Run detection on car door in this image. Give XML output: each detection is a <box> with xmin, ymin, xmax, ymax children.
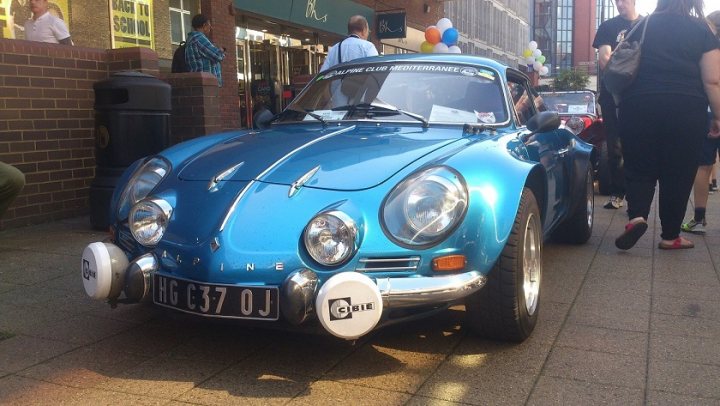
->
<box><xmin>508</xmin><ymin>75</ymin><xmax>572</xmax><ymax>227</ymax></box>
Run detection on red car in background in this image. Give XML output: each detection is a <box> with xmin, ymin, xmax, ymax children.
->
<box><xmin>539</xmin><ymin>90</ymin><xmax>610</xmax><ymax>195</ymax></box>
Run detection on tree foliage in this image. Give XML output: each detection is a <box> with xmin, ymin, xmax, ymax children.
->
<box><xmin>552</xmin><ymin>69</ymin><xmax>590</xmax><ymax>91</ymax></box>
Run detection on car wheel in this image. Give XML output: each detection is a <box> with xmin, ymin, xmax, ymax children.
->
<box><xmin>552</xmin><ymin>165</ymin><xmax>594</xmax><ymax>244</ymax></box>
<box><xmin>465</xmin><ymin>187</ymin><xmax>541</xmax><ymax>342</ymax></box>
<box><xmin>596</xmin><ymin>142</ymin><xmax>610</xmax><ymax>196</ymax></box>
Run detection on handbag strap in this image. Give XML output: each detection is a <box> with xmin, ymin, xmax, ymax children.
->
<box><xmin>337</xmin><ymin>34</ymin><xmax>360</xmax><ymax>65</ymax></box>
<box><xmin>622</xmin><ymin>14</ymin><xmax>651</xmax><ymax>45</ymax></box>
<box><xmin>337</xmin><ymin>39</ymin><xmax>344</xmax><ymax>64</ymax></box>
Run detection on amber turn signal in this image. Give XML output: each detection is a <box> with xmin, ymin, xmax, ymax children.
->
<box><xmin>432</xmin><ymin>255</ymin><xmax>466</xmax><ymax>271</ymax></box>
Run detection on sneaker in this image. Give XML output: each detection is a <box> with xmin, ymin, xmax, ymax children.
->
<box><xmin>710</xmin><ymin>184</ymin><xmax>718</xmax><ymax>194</ymax></box>
<box><xmin>603</xmin><ymin>196</ymin><xmax>624</xmax><ymax>209</ymax></box>
<box><xmin>681</xmin><ymin>218</ymin><xmax>707</xmax><ymax>234</ymax></box>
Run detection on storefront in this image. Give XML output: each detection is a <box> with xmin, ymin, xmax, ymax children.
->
<box><xmin>380</xmin><ymin>26</ymin><xmax>423</xmax><ymax>55</ymax></box>
<box><xmin>232</xmin><ymin>0</ymin><xmax>374</xmax><ymax>128</ymax></box>
<box><xmin>0</xmin><ymin>0</ymin><xmax>430</xmax><ymax>129</ymax></box>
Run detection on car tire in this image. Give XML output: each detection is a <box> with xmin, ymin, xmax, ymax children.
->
<box><xmin>465</xmin><ymin>187</ymin><xmax>541</xmax><ymax>342</ymax></box>
<box><xmin>552</xmin><ymin>165</ymin><xmax>594</xmax><ymax>244</ymax></box>
<box><xmin>596</xmin><ymin>142</ymin><xmax>610</xmax><ymax>196</ymax></box>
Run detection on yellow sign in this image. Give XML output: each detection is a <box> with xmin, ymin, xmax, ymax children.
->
<box><xmin>109</xmin><ymin>0</ymin><xmax>154</xmax><ymax>49</ymax></box>
<box><xmin>0</xmin><ymin>0</ymin><xmax>70</xmax><ymax>40</ymax></box>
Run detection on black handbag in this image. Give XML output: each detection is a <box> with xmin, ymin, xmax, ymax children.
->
<box><xmin>603</xmin><ymin>15</ymin><xmax>650</xmax><ymax>103</ymax></box>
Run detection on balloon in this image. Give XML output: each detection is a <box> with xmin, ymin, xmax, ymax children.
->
<box><xmin>536</xmin><ymin>55</ymin><xmax>546</xmax><ymax>64</ymax></box>
<box><xmin>532</xmin><ymin>48</ymin><xmax>542</xmax><ymax>57</ymax></box>
<box><xmin>433</xmin><ymin>42</ymin><xmax>449</xmax><ymax>53</ymax></box>
<box><xmin>533</xmin><ymin>61</ymin><xmax>543</xmax><ymax>71</ymax></box>
<box><xmin>540</xmin><ymin>66</ymin><xmax>549</xmax><ymax>76</ymax></box>
<box><xmin>525</xmin><ymin>56</ymin><xmax>535</xmax><ymax>65</ymax></box>
<box><xmin>441</xmin><ymin>27</ymin><xmax>459</xmax><ymax>46</ymax></box>
<box><xmin>420</xmin><ymin>41</ymin><xmax>434</xmax><ymax>53</ymax></box>
<box><xmin>425</xmin><ymin>26</ymin><xmax>441</xmax><ymax>44</ymax></box>
<box><xmin>522</xmin><ymin>48</ymin><xmax>532</xmax><ymax>58</ymax></box>
<box><xmin>528</xmin><ymin>40</ymin><xmax>538</xmax><ymax>50</ymax></box>
<box><xmin>436</xmin><ymin>18</ymin><xmax>453</xmax><ymax>35</ymax></box>
<box><xmin>448</xmin><ymin>45</ymin><xmax>462</xmax><ymax>54</ymax></box>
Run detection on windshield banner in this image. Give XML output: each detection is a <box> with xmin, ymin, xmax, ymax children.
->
<box><xmin>321</xmin><ymin>64</ymin><xmax>493</xmax><ymax>80</ymax></box>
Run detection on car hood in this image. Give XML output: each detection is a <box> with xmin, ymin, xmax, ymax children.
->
<box><xmin>177</xmin><ymin>124</ymin><xmax>462</xmax><ymax>191</ymax></box>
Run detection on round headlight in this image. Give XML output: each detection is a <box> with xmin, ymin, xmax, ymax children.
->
<box><xmin>383</xmin><ymin>166</ymin><xmax>468</xmax><ymax>247</ymax></box>
<box><xmin>304</xmin><ymin>211</ymin><xmax>357</xmax><ymax>266</ymax></box>
<box><xmin>405</xmin><ymin>175</ymin><xmax>463</xmax><ymax>237</ymax></box>
<box><xmin>565</xmin><ymin>116</ymin><xmax>586</xmax><ymax>135</ymax></box>
<box><xmin>118</xmin><ymin>157</ymin><xmax>170</xmax><ymax>220</ymax></box>
<box><xmin>129</xmin><ymin>199</ymin><xmax>172</xmax><ymax>247</ymax></box>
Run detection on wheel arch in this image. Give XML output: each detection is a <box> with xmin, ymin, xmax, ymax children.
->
<box><xmin>524</xmin><ymin>164</ymin><xmax>547</xmax><ymax>228</ymax></box>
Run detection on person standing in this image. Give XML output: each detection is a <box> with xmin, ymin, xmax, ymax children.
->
<box><xmin>185</xmin><ymin>14</ymin><xmax>225</xmax><ymax>87</ymax></box>
<box><xmin>682</xmin><ymin>10</ymin><xmax>720</xmax><ymax>234</ymax></box>
<box><xmin>10</xmin><ymin>0</ymin><xmax>32</xmax><ymax>40</ymax></box>
<box><xmin>0</xmin><ymin>162</ymin><xmax>25</xmax><ymax>219</ymax></box>
<box><xmin>614</xmin><ymin>0</ymin><xmax>720</xmax><ymax>250</ymax></box>
<box><xmin>320</xmin><ymin>15</ymin><xmax>378</xmax><ymax>71</ymax></box>
<box><xmin>593</xmin><ymin>0</ymin><xmax>639</xmax><ymax>210</ymax></box>
<box><xmin>23</xmin><ymin>0</ymin><xmax>71</xmax><ymax>45</ymax></box>
<box><xmin>252</xmin><ymin>97</ymin><xmax>274</xmax><ymax>129</ymax></box>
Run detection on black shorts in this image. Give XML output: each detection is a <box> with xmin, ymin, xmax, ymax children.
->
<box><xmin>699</xmin><ymin>135</ymin><xmax>720</xmax><ymax>166</ymax></box>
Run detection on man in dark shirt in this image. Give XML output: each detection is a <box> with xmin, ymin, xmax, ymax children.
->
<box><xmin>592</xmin><ymin>0</ymin><xmax>639</xmax><ymax>210</ymax></box>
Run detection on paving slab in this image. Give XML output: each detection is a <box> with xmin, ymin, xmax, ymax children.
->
<box><xmin>0</xmin><ymin>191</ymin><xmax>718</xmax><ymax>405</ymax></box>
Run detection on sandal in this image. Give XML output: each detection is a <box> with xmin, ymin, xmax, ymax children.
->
<box><xmin>658</xmin><ymin>237</ymin><xmax>694</xmax><ymax>250</ymax></box>
<box><xmin>615</xmin><ymin>218</ymin><xmax>648</xmax><ymax>250</ymax></box>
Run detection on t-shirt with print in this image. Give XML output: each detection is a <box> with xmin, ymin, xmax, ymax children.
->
<box><xmin>593</xmin><ymin>15</ymin><xmax>639</xmax><ymax>103</ymax></box>
<box><xmin>623</xmin><ymin>12</ymin><xmax>720</xmax><ymax>102</ymax></box>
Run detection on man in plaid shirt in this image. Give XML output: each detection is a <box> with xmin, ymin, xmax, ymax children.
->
<box><xmin>185</xmin><ymin>14</ymin><xmax>225</xmax><ymax>86</ymax></box>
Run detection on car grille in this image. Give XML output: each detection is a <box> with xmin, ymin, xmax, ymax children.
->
<box><xmin>356</xmin><ymin>256</ymin><xmax>420</xmax><ymax>272</ymax></box>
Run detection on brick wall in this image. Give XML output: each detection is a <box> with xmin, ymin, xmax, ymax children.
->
<box><xmin>0</xmin><ymin>39</ymin><xmax>160</xmax><ymax>230</ymax></box>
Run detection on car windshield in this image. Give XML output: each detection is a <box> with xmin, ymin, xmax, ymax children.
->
<box><xmin>539</xmin><ymin>91</ymin><xmax>596</xmax><ymax>115</ymax></box>
<box><xmin>277</xmin><ymin>62</ymin><xmax>508</xmax><ymax>125</ymax></box>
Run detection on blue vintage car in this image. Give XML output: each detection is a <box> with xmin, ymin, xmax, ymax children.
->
<box><xmin>81</xmin><ymin>54</ymin><xmax>594</xmax><ymax>342</ymax></box>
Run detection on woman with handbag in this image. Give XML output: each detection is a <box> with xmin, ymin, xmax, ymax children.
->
<box><xmin>614</xmin><ymin>0</ymin><xmax>720</xmax><ymax>250</ymax></box>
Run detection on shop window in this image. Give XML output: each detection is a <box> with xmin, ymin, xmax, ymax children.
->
<box><xmin>170</xmin><ymin>0</ymin><xmax>198</xmax><ymax>45</ymax></box>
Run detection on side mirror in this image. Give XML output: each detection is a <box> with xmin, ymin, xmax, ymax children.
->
<box><xmin>526</xmin><ymin>111</ymin><xmax>561</xmax><ymax>133</ymax></box>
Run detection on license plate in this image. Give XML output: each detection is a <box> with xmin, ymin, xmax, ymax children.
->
<box><xmin>152</xmin><ymin>274</ymin><xmax>279</xmax><ymax>320</ymax></box>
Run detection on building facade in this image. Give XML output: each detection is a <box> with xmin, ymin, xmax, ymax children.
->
<box><xmin>444</xmin><ymin>0</ymin><xmax>531</xmax><ymax>68</ymax></box>
<box><xmin>532</xmin><ymin>0</ymin><xmax>617</xmax><ymax>76</ymax></box>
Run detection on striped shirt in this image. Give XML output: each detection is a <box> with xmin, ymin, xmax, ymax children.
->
<box><xmin>185</xmin><ymin>31</ymin><xmax>225</xmax><ymax>86</ymax></box>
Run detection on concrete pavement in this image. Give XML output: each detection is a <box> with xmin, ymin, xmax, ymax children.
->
<box><xmin>1</xmin><ymin>194</ymin><xmax>719</xmax><ymax>405</ymax></box>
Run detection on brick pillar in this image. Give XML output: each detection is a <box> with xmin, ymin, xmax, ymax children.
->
<box><xmin>106</xmin><ymin>47</ymin><xmax>160</xmax><ymax>76</ymax></box>
<box><xmin>165</xmin><ymin>72</ymin><xmax>223</xmax><ymax>144</ymax></box>
<box><xmin>201</xmin><ymin>0</ymin><xmax>239</xmax><ymax>131</ymax></box>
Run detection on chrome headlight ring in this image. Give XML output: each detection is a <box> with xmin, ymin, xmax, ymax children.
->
<box><xmin>303</xmin><ymin>210</ymin><xmax>358</xmax><ymax>266</ymax></box>
<box><xmin>382</xmin><ymin>166</ymin><xmax>468</xmax><ymax>248</ymax></box>
<box><xmin>117</xmin><ymin>157</ymin><xmax>171</xmax><ymax>220</ymax></box>
<box><xmin>564</xmin><ymin>116</ymin><xmax>586</xmax><ymax>135</ymax></box>
<box><xmin>129</xmin><ymin>198</ymin><xmax>173</xmax><ymax>247</ymax></box>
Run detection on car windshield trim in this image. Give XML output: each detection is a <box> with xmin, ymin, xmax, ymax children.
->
<box><xmin>279</xmin><ymin>61</ymin><xmax>512</xmax><ymax>127</ymax></box>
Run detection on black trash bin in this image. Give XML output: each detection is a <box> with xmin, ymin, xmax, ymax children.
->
<box><xmin>90</xmin><ymin>71</ymin><xmax>171</xmax><ymax>230</ymax></box>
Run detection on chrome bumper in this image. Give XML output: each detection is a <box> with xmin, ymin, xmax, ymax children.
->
<box><xmin>376</xmin><ymin>271</ymin><xmax>487</xmax><ymax>308</ymax></box>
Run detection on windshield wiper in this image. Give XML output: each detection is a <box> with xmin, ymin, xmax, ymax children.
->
<box><xmin>332</xmin><ymin>101</ymin><xmax>429</xmax><ymax>128</ymax></box>
<box><xmin>284</xmin><ymin>107</ymin><xmax>327</xmax><ymax>126</ymax></box>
